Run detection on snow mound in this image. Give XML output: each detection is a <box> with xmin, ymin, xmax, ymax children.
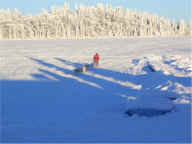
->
<box><xmin>125</xmin><ymin>93</ymin><xmax>175</xmax><ymax>117</ymax></box>
<box><xmin>174</xmin><ymin>96</ymin><xmax>191</xmax><ymax>104</ymax></box>
<box><xmin>125</xmin><ymin>108</ymin><xmax>174</xmax><ymax>117</ymax></box>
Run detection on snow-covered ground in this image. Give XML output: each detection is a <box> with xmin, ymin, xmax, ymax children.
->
<box><xmin>0</xmin><ymin>37</ymin><xmax>191</xmax><ymax>142</ymax></box>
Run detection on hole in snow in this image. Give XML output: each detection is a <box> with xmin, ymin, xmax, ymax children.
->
<box><xmin>125</xmin><ymin>107</ymin><xmax>175</xmax><ymax>117</ymax></box>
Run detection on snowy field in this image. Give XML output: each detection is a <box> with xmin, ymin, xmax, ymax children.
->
<box><xmin>0</xmin><ymin>37</ymin><xmax>191</xmax><ymax>142</ymax></box>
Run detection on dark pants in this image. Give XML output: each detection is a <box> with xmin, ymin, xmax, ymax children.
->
<box><xmin>93</xmin><ymin>59</ymin><xmax>99</xmax><ymax>67</ymax></box>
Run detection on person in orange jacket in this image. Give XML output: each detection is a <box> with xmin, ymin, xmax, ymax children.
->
<box><xmin>93</xmin><ymin>53</ymin><xmax>99</xmax><ymax>67</ymax></box>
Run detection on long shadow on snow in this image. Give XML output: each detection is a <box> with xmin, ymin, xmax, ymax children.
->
<box><xmin>55</xmin><ymin>58</ymin><xmax>191</xmax><ymax>99</ymax></box>
<box><xmin>1</xmin><ymin>59</ymin><xmax>126</xmax><ymax>142</ymax></box>
<box><xmin>31</xmin><ymin>57</ymin><xmax>141</xmax><ymax>97</ymax></box>
<box><xmin>56</xmin><ymin>57</ymin><xmax>191</xmax><ymax>87</ymax></box>
<box><xmin>164</xmin><ymin>59</ymin><xmax>192</xmax><ymax>73</ymax></box>
<box><xmin>1</xmin><ymin>57</ymin><xmax>191</xmax><ymax>142</ymax></box>
<box><xmin>54</xmin><ymin>58</ymin><xmax>191</xmax><ymax>118</ymax></box>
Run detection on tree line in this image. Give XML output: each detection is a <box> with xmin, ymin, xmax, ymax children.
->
<box><xmin>0</xmin><ymin>3</ymin><xmax>191</xmax><ymax>40</ymax></box>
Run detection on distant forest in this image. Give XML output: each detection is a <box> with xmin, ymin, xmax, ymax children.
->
<box><xmin>0</xmin><ymin>3</ymin><xmax>191</xmax><ymax>40</ymax></box>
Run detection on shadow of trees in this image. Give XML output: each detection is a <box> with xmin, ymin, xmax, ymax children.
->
<box><xmin>54</xmin><ymin>57</ymin><xmax>191</xmax><ymax>98</ymax></box>
<box><xmin>1</xmin><ymin>57</ymin><xmax>191</xmax><ymax>142</ymax></box>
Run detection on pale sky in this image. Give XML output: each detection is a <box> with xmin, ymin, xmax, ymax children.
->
<box><xmin>1</xmin><ymin>0</ymin><xmax>191</xmax><ymax>23</ymax></box>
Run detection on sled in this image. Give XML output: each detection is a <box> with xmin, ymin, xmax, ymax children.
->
<box><xmin>74</xmin><ymin>63</ymin><xmax>93</xmax><ymax>74</ymax></box>
<box><xmin>74</xmin><ymin>65</ymin><xmax>86</xmax><ymax>73</ymax></box>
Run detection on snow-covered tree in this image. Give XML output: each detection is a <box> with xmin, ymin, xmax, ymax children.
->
<box><xmin>0</xmin><ymin>3</ymin><xmax>191</xmax><ymax>40</ymax></box>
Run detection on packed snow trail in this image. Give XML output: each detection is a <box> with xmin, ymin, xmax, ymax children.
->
<box><xmin>0</xmin><ymin>37</ymin><xmax>191</xmax><ymax>142</ymax></box>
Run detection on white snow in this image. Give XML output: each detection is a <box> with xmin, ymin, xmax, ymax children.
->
<box><xmin>0</xmin><ymin>37</ymin><xmax>191</xmax><ymax>142</ymax></box>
